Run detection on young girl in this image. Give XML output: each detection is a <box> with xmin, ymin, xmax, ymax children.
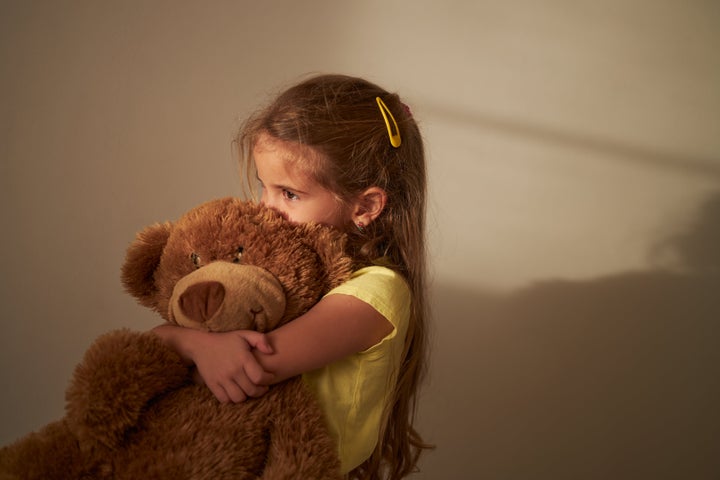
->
<box><xmin>154</xmin><ymin>74</ymin><xmax>431</xmax><ymax>479</ymax></box>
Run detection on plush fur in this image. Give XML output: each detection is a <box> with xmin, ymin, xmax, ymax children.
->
<box><xmin>0</xmin><ymin>198</ymin><xmax>353</xmax><ymax>480</ymax></box>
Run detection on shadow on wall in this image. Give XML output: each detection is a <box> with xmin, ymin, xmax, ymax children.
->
<box><xmin>417</xmin><ymin>193</ymin><xmax>720</xmax><ymax>480</ymax></box>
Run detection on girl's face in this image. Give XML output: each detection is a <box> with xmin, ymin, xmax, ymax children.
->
<box><xmin>253</xmin><ymin>133</ymin><xmax>351</xmax><ymax>228</ymax></box>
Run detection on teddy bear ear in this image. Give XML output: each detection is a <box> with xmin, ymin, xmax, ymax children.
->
<box><xmin>121</xmin><ymin>221</ymin><xmax>173</xmax><ymax>310</ymax></box>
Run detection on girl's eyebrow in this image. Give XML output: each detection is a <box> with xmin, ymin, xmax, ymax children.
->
<box><xmin>275</xmin><ymin>182</ymin><xmax>309</xmax><ymax>195</ymax></box>
<box><xmin>257</xmin><ymin>173</ymin><xmax>310</xmax><ymax>196</ymax></box>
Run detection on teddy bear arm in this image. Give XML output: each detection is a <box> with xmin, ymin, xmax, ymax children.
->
<box><xmin>65</xmin><ymin>328</ymin><xmax>190</xmax><ymax>450</ymax></box>
<box><xmin>0</xmin><ymin>420</ymin><xmax>90</xmax><ymax>480</ymax></box>
<box><xmin>260</xmin><ymin>379</ymin><xmax>342</xmax><ymax>480</ymax></box>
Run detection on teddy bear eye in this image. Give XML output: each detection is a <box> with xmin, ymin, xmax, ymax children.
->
<box><xmin>190</xmin><ymin>252</ymin><xmax>201</xmax><ymax>268</ymax></box>
<box><xmin>232</xmin><ymin>246</ymin><xmax>244</xmax><ymax>264</ymax></box>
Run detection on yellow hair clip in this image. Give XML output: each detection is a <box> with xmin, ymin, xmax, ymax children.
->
<box><xmin>376</xmin><ymin>97</ymin><xmax>402</xmax><ymax>148</ymax></box>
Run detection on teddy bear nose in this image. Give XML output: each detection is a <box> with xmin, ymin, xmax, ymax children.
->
<box><xmin>178</xmin><ymin>281</ymin><xmax>226</xmax><ymax>324</ymax></box>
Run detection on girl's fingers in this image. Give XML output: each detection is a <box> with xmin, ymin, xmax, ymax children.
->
<box><xmin>223</xmin><ymin>381</ymin><xmax>248</xmax><ymax>404</ymax></box>
<box><xmin>208</xmin><ymin>382</ymin><xmax>231</xmax><ymax>404</ymax></box>
<box><xmin>243</xmin><ymin>361</ymin><xmax>275</xmax><ymax>386</ymax></box>
<box><xmin>236</xmin><ymin>330</ymin><xmax>274</xmax><ymax>354</ymax></box>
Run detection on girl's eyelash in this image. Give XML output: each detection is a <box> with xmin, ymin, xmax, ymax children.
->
<box><xmin>282</xmin><ymin>189</ymin><xmax>299</xmax><ymax>200</ymax></box>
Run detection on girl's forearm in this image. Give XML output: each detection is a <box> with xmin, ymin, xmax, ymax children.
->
<box><xmin>253</xmin><ymin>294</ymin><xmax>392</xmax><ymax>384</ymax></box>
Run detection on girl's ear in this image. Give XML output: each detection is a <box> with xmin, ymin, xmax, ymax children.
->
<box><xmin>351</xmin><ymin>187</ymin><xmax>387</xmax><ymax>228</ymax></box>
<box><xmin>121</xmin><ymin>221</ymin><xmax>173</xmax><ymax>310</ymax></box>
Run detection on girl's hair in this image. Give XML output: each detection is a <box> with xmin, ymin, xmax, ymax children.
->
<box><xmin>235</xmin><ymin>74</ymin><xmax>432</xmax><ymax>479</ymax></box>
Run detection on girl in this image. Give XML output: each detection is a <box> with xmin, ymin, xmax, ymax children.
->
<box><xmin>154</xmin><ymin>74</ymin><xmax>431</xmax><ymax>479</ymax></box>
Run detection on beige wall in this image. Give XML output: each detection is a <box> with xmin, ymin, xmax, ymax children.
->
<box><xmin>1</xmin><ymin>1</ymin><xmax>718</xmax><ymax>477</ymax></box>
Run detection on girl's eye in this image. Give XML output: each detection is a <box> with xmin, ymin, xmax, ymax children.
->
<box><xmin>282</xmin><ymin>189</ymin><xmax>299</xmax><ymax>201</ymax></box>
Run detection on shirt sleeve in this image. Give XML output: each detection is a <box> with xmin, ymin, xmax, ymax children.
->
<box><xmin>324</xmin><ymin>265</ymin><xmax>411</xmax><ymax>351</ymax></box>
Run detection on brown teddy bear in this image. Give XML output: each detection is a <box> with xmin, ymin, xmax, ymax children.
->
<box><xmin>0</xmin><ymin>197</ymin><xmax>353</xmax><ymax>480</ymax></box>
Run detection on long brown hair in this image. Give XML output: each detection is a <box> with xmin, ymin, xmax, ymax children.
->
<box><xmin>235</xmin><ymin>74</ymin><xmax>432</xmax><ymax>479</ymax></box>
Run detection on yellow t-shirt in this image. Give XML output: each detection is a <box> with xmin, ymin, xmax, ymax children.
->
<box><xmin>302</xmin><ymin>265</ymin><xmax>411</xmax><ymax>473</ymax></box>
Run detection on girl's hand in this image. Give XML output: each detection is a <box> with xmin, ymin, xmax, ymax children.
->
<box><xmin>152</xmin><ymin>325</ymin><xmax>275</xmax><ymax>404</ymax></box>
<box><xmin>191</xmin><ymin>330</ymin><xmax>275</xmax><ymax>403</ymax></box>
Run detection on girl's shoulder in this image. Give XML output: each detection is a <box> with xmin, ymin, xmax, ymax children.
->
<box><xmin>326</xmin><ymin>262</ymin><xmax>411</xmax><ymax>327</ymax></box>
<box><xmin>339</xmin><ymin>262</ymin><xmax>409</xmax><ymax>292</ymax></box>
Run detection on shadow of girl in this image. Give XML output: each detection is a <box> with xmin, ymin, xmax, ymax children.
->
<box><xmin>418</xmin><ymin>193</ymin><xmax>720</xmax><ymax>480</ymax></box>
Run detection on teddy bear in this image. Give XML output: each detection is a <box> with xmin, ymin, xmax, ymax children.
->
<box><xmin>0</xmin><ymin>197</ymin><xmax>354</xmax><ymax>480</ymax></box>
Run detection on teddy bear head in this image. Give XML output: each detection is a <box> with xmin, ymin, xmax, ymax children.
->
<box><xmin>121</xmin><ymin>198</ymin><xmax>354</xmax><ymax>333</ymax></box>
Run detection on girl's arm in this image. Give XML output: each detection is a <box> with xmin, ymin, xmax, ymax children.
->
<box><xmin>151</xmin><ymin>325</ymin><xmax>275</xmax><ymax>403</ymax></box>
<box><xmin>153</xmin><ymin>294</ymin><xmax>392</xmax><ymax>403</ymax></box>
<box><xmin>257</xmin><ymin>293</ymin><xmax>393</xmax><ymax>383</ymax></box>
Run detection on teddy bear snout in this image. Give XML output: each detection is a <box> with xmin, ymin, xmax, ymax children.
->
<box><xmin>178</xmin><ymin>281</ymin><xmax>226</xmax><ymax>324</ymax></box>
<box><xmin>169</xmin><ymin>261</ymin><xmax>287</xmax><ymax>332</ymax></box>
